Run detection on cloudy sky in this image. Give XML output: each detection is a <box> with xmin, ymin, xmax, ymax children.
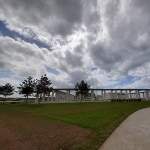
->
<box><xmin>0</xmin><ymin>0</ymin><xmax>150</xmax><ymax>96</ymax></box>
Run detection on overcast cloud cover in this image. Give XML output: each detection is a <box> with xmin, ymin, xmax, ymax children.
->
<box><xmin>0</xmin><ymin>0</ymin><xmax>150</xmax><ymax>96</ymax></box>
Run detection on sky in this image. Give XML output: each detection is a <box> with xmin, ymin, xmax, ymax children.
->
<box><xmin>0</xmin><ymin>0</ymin><xmax>150</xmax><ymax>97</ymax></box>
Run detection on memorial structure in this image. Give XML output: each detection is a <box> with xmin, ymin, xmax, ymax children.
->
<box><xmin>35</xmin><ymin>88</ymin><xmax>150</xmax><ymax>103</ymax></box>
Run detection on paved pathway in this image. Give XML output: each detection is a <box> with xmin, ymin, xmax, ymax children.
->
<box><xmin>99</xmin><ymin>108</ymin><xmax>150</xmax><ymax>150</ymax></box>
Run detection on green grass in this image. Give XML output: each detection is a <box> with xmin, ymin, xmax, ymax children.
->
<box><xmin>1</xmin><ymin>101</ymin><xmax>150</xmax><ymax>149</ymax></box>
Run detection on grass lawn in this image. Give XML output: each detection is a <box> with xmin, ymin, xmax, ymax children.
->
<box><xmin>0</xmin><ymin>101</ymin><xmax>150</xmax><ymax>150</ymax></box>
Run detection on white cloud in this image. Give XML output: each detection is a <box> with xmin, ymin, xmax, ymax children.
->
<box><xmin>0</xmin><ymin>0</ymin><xmax>150</xmax><ymax>95</ymax></box>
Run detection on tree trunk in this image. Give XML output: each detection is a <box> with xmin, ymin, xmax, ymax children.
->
<box><xmin>35</xmin><ymin>94</ymin><xmax>38</xmax><ymax>103</ymax></box>
<box><xmin>3</xmin><ymin>95</ymin><xmax>6</xmax><ymax>104</ymax></box>
<box><xmin>80</xmin><ymin>94</ymin><xmax>83</xmax><ymax>104</ymax></box>
<box><xmin>42</xmin><ymin>93</ymin><xmax>45</xmax><ymax>102</ymax></box>
<box><xmin>38</xmin><ymin>98</ymin><xmax>40</xmax><ymax>106</ymax></box>
<box><xmin>48</xmin><ymin>92</ymin><xmax>50</xmax><ymax>101</ymax></box>
<box><xmin>26</xmin><ymin>95</ymin><xmax>28</xmax><ymax>105</ymax></box>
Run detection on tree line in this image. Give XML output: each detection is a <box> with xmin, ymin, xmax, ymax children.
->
<box><xmin>0</xmin><ymin>83</ymin><xmax>14</xmax><ymax>99</ymax></box>
<box><xmin>0</xmin><ymin>74</ymin><xmax>90</xmax><ymax>104</ymax></box>
<box><xmin>17</xmin><ymin>74</ymin><xmax>52</xmax><ymax>105</ymax></box>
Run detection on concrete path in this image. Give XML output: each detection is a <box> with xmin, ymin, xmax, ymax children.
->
<box><xmin>99</xmin><ymin>108</ymin><xmax>150</xmax><ymax>150</ymax></box>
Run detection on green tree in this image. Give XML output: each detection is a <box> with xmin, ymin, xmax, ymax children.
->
<box><xmin>0</xmin><ymin>85</ymin><xmax>4</xmax><ymax>103</ymax></box>
<box><xmin>35</xmin><ymin>74</ymin><xmax>52</xmax><ymax>105</ymax></box>
<box><xmin>75</xmin><ymin>80</ymin><xmax>90</xmax><ymax>103</ymax></box>
<box><xmin>0</xmin><ymin>85</ymin><xmax>3</xmax><ymax>95</ymax></box>
<box><xmin>18</xmin><ymin>76</ymin><xmax>35</xmax><ymax>105</ymax></box>
<box><xmin>0</xmin><ymin>83</ymin><xmax>14</xmax><ymax>98</ymax></box>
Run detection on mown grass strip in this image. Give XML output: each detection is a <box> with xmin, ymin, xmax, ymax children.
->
<box><xmin>1</xmin><ymin>101</ymin><xmax>150</xmax><ymax>149</ymax></box>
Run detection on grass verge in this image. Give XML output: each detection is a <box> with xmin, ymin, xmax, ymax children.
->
<box><xmin>0</xmin><ymin>101</ymin><xmax>150</xmax><ymax>149</ymax></box>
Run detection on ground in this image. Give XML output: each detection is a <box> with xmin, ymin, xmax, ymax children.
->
<box><xmin>1</xmin><ymin>102</ymin><xmax>150</xmax><ymax>150</ymax></box>
<box><xmin>0</xmin><ymin>112</ymin><xmax>95</xmax><ymax>150</ymax></box>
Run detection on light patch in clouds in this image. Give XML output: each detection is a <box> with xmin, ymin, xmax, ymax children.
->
<box><xmin>115</xmin><ymin>76</ymin><xmax>141</xmax><ymax>87</ymax></box>
<box><xmin>0</xmin><ymin>70</ymin><xmax>15</xmax><ymax>78</ymax></box>
<box><xmin>0</xmin><ymin>20</ymin><xmax>52</xmax><ymax>50</ymax></box>
<box><xmin>46</xmin><ymin>67</ymin><xmax>60</xmax><ymax>75</ymax></box>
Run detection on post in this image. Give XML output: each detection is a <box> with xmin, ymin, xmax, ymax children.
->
<box><xmin>51</xmin><ymin>90</ymin><xmax>54</xmax><ymax>101</ymax></box>
<box><xmin>91</xmin><ymin>90</ymin><xmax>94</xmax><ymax>101</ymax></box>
<box><xmin>101</xmin><ymin>90</ymin><xmax>103</xmax><ymax>101</ymax></box>
<box><xmin>145</xmin><ymin>90</ymin><xmax>149</xmax><ymax>100</ymax></box>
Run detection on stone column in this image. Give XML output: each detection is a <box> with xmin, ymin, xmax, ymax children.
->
<box><xmin>66</xmin><ymin>90</ymin><xmax>69</xmax><ymax>101</ymax></box>
<box><xmin>145</xmin><ymin>90</ymin><xmax>149</xmax><ymax>100</ymax></box>
<box><xmin>132</xmin><ymin>91</ymin><xmax>135</xmax><ymax>99</ymax></box>
<box><xmin>139</xmin><ymin>90</ymin><xmax>141</xmax><ymax>100</ymax></box>
<box><xmin>120</xmin><ymin>90</ymin><xmax>122</xmax><ymax>100</ymax></box>
<box><xmin>136</xmin><ymin>90</ymin><xmax>139</xmax><ymax>99</ymax></box>
<box><xmin>148</xmin><ymin>90</ymin><xmax>150</xmax><ymax>100</ymax></box>
<box><xmin>54</xmin><ymin>91</ymin><xmax>57</xmax><ymax>102</ymax></box>
<box><xmin>125</xmin><ymin>90</ymin><xmax>129</xmax><ymax>100</ymax></box>
<box><xmin>115</xmin><ymin>90</ymin><xmax>118</xmax><ymax>101</ymax></box>
<box><xmin>51</xmin><ymin>90</ymin><xmax>54</xmax><ymax>101</ymax></box>
<box><xmin>91</xmin><ymin>90</ymin><xmax>94</xmax><ymax>101</ymax></box>
<box><xmin>48</xmin><ymin>92</ymin><xmax>50</xmax><ymax>102</ymax></box>
<box><xmin>58</xmin><ymin>92</ymin><xmax>61</xmax><ymax>101</ymax></box>
<box><xmin>110</xmin><ymin>90</ymin><xmax>113</xmax><ymax>100</ymax></box>
<box><xmin>68</xmin><ymin>90</ymin><xmax>71</xmax><ymax>101</ymax></box>
<box><xmin>101</xmin><ymin>90</ymin><xmax>103</xmax><ymax>101</ymax></box>
<box><xmin>104</xmin><ymin>90</ymin><xmax>106</xmax><ymax>100</ymax></box>
<box><xmin>143</xmin><ymin>91</ymin><xmax>146</xmax><ymax>100</ymax></box>
<box><xmin>70</xmin><ymin>92</ymin><xmax>74</xmax><ymax>101</ymax></box>
<box><xmin>142</xmin><ymin>92</ymin><xmax>145</xmax><ymax>100</ymax></box>
<box><xmin>58</xmin><ymin>92</ymin><xmax>61</xmax><ymax>102</ymax></box>
<box><xmin>129</xmin><ymin>90</ymin><xmax>132</xmax><ymax>100</ymax></box>
<box><xmin>55</xmin><ymin>91</ymin><xmax>58</xmax><ymax>102</ymax></box>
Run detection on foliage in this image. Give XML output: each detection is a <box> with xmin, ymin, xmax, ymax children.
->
<box><xmin>17</xmin><ymin>74</ymin><xmax>52</xmax><ymax>105</ymax></box>
<box><xmin>17</xmin><ymin>76</ymin><xmax>35</xmax><ymax>105</ymax></box>
<box><xmin>0</xmin><ymin>85</ymin><xmax>3</xmax><ymax>96</ymax></box>
<box><xmin>40</xmin><ymin>74</ymin><xmax>53</xmax><ymax>94</ymax></box>
<box><xmin>35</xmin><ymin>74</ymin><xmax>53</xmax><ymax>105</ymax></box>
<box><xmin>0</xmin><ymin>83</ymin><xmax>14</xmax><ymax>98</ymax></box>
<box><xmin>75</xmin><ymin>80</ymin><xmax>90</xmax><ymax>103</ymax></box>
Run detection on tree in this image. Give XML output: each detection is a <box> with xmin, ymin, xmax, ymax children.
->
<box><xmin>0</xmin><ymin>83</ymin><xmax>14</xmax><ymax>98</ymax></box>
<box><xmin>40</xmin><ymin>74</ymin><xmax>53</xmax><ymax>97</ymax></box>
<box><xmin>0</xmin><ymin>85</ymin><xmax>3</xmax><ymax>95</ymax></box>
<box><xmin>35</xmin><ymin>74</ymin><xmax>53</xmax><ymax>105</ymax></box>
<box><xmin>74</xmin><ymin>80</ymin><xmax>90</xmax><ymax>103</ymax></box>
<box><xmin>18</xmin><ymin>76</ymin><xmax>35</xmax><ymax>105</ymax></box>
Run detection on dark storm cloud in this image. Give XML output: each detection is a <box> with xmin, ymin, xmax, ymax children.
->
<box><xmin>0</xmin><ymin>0</ymin><xmax>83</xmax><ymax>37</ymax></box>
<box><xmin>89</xmin><ymin>42</ymin><xmax>123</xmax><ymax>72</ymax></box>
<box><xmin>65</xmin><ymin>51</ymin><xmax>83</xmax><ymax>68</ymax></box>
<box><xmin>69</xmin><ymin>70</ymin><xmax>89</xmax><ymax>85</ymax></box>
<box><xmin>90</xmin><ymin>39</ymin><xmax>150</xmax><ymax>76</ymax></box>
<box><xmin>132</xmin><ymin>0</ymin><xmax>150</xmax><ymax>11</ymax></box>
<box><xmin>56</xmin><ymin>51</ymin><xmax>83</xmax><ymax>73</ymax></box>
<box><xmin>0</xmin><ymin>61</ymin><xmax>8</xmax><ymax>68</ymax></box>
<box><xmin>1</xmin><ymin>0</ymin><xmax>150</xmax><ymax>88</ymax></box>
<box><xmin>0</xmin><ymin>0</ymin><xmax>102</xmax><ymax>38</ymax></box>
<box><xmin>83</xmin><ymin>0</ymin><xmax>101</xmax><ymax>34</ymax></box>
<box><xmin>88</xmin><ymin>0</ymin><xmax>150</xmax><ymax>78</ymax></box>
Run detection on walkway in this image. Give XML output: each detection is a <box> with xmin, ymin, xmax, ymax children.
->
<box><xmin>99</xmin><ymin>107</ymin><xmax>150</xmax><ymax>150</ymax></box>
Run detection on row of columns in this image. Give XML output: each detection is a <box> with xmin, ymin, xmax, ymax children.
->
<box><xmin>94</xmin><ymin>89</ymin><xmax>150</xmax><ymax>101</ymax></box>
<box><xmin>35</xmin><ymin>90</ymin><xmax>74</xmax><ymax>103</ymax></box>
<box><xmin>35</xmin><ymin>89</ymin><xmax>150</xmax><ymax>103</ymax></box>
<box><xmin>54</xmin><ymin>90</ymin><xmax>74</xmax><ymax>102</ymax></box>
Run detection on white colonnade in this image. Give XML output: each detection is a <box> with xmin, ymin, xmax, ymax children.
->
<box><xmin>35</xmin><ymin>89</ymin><xmax>150</xmax><ymax>103</ymax></box>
